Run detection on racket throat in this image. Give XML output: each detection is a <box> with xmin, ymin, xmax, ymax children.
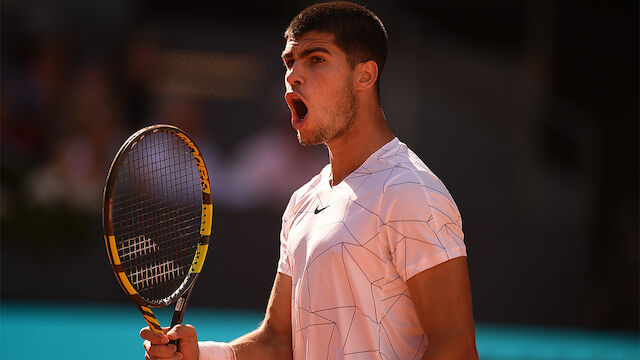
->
<box><xmin>168</xmin><ymin>289</ymin><xmax>193</xmax><ymax>348</ymax></box>
<box><xmin>170</xmin><ymin>288</ymin><xmax>193</xmax><ymax>329</ymax></box>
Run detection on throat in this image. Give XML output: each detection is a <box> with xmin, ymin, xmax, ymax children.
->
<box><xmin>328</xmin><ymin>156</ymin><xmax>354</xmax><ymax>187</ymax></box>
<box><xmin>327</xmin><ymin>129</ymin><xmax>395</xmax><ymax>187</ymax></box>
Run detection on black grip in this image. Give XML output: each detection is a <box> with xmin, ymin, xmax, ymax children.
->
<box><xmin>168</xmin><ymin>289</ymin><xmax>193</xmax><ymax>348</ymax></box>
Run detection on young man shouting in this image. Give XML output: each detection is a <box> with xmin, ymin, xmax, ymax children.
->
<box><xmin>141</xmin><ymin>2</ymin><xmax>478</xmax><ymax>359</ymax></box>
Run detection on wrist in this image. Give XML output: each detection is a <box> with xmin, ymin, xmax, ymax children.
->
<box><xmin>198</xmin><ymin>341</ymin><xmax>236</xmax><ymax>360</ymax></box>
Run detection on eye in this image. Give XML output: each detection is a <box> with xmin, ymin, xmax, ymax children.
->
<box><xmin>310</xmin><ymin>56</ymin><xmax>325</xmax><ymax>64</ymax></box>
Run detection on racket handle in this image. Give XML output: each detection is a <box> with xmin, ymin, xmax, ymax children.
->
<box><xmin>168</xmin><ymin>289</ymin><xmax>193</xmax><ymax>347</ymax></box>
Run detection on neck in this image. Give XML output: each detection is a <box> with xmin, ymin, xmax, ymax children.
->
<box><xmin>326</xmin><ymin>103</ymin><xmax>394</xmax><ymax>186</ymax></box>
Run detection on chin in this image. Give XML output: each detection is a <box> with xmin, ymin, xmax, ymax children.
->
<box><xmin>297</xmin><ymin>130</ymin><xmax>325</xmax><ymax>146</ymax></box>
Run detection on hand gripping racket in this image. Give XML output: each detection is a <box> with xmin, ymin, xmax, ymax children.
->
<box><xmin>102</xmin><ymin>124</ymin><xmax>212</xmax><ymax>345</ymax></box>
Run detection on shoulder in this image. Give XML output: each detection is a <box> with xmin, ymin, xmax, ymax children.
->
<box><xmin>376</xmin><ymin>141</ymin><xmax>460</xmax><ymax>223</ymax></box>
<box><xmin>374</xmin><ymin>141</ymin><xmax>466</xmax><ymax>277</ymax></box>
<box><xmin>367</xmin><ymin>140</ymin><xmax>454</xmax><ymax>201</ymax></box>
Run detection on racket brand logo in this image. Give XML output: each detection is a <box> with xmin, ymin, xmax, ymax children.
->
<box><xmin>176</xmin><ymin>132</ymin><xmax>211</xmax><ymax>194</ymax></box>
<box><xmin>120</xmin><ymin>234</ymin><xmax>156</xmax><ymax>261</ymax></box>
<box><xmin>130</xmin><ymin>260</ymin><xmax>183</xmax><ymax>289</ymax></box>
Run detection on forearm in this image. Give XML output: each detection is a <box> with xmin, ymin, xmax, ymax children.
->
<box><xmin>201</xmin><ymin>272</ymin><xmax>292</xmax><ymax>360</ymax></box>
<box><xmin>227</xmin><ymin>324</ymin><xmax>292</xmax><ymax>360</ymax></box>
<box><xmin>407</xmin><ymin>258</ymin><xmax>478</xmax><ymax>360</ymax></box>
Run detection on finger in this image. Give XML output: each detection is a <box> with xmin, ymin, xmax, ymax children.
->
<box><xmin>167</xmin><ymin>324</ymin><xmax>199</xmax><ymax>360</ymax></box>
<box><xmin>144</xmin><ymin>340</ymin><xmax>177</xmax><ymax>358</ymax></box>
<box><xmin>166</xmin><ymin>324</ymin><xmax>198</xmax><ymax>344</ymax></box>
<box><xmin>143</xmin><ymin>339</ymin><xmax>177</xmax><ymax>354</ymax></box>
<box><xmin>140</xmin><ymin>326</ymin><xmax>170</xmax><ymax>344</ymax></box>
<box><xmin>145</xmin><ymin>352</ymin><xmax>183</xmax><ymax>360</ymax></box>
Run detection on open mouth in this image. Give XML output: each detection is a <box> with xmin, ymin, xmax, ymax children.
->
<box><xmin>292</xmin><ymin>98</ymin><xmax>308</xmax><ymax>120</ymax></box>
<box><xmin>285</xmin><ymin>92</ymin><xmax>309</xmax><ymax>129</ymax></box>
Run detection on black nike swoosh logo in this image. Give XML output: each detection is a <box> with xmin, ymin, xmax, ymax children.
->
<box><xmin>314</xmin><ymin>205</ymin><xmax>330</xmax><ymax>214</ymax></box>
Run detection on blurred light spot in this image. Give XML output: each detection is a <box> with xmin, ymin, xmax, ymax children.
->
<box><xmin>149</xmin><ymin>50</ymin><xmax>267</xmax><ymax>100</ymax></box>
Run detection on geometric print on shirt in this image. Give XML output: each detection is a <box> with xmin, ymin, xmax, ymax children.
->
<box><xmin>278</xmin><ymin>138</ymin><xmax>466</xmax><ymax>359</ymax></box>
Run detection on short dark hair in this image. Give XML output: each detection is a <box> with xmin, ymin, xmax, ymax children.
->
<box><xmin>285</xmin><ymin>1</ymin><xmax>388</xmax><ymax>86</ymax></box>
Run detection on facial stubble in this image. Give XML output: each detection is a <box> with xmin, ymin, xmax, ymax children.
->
<box><xmin>297</xmin><ymin>79</ymin><xmax>358</xmax><ymax>146</ymax></box>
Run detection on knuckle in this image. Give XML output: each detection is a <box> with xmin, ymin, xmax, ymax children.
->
<box><xmin>180</xmin><ymin>324</ymin><xmax>197</xmax><ymax>337</ymax></box>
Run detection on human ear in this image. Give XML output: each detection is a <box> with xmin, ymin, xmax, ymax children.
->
<box><xmin>354</xmin><ymin>60</ymin><xmax>378</xmax><ymax>91</ymax></box>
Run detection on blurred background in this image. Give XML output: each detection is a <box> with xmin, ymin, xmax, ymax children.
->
<box><xmin>1</xmin><ymin>0</ymin><xmax>638</xmax><ymax>359</ymax></box>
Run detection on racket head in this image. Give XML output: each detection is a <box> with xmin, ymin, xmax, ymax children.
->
<box><xmin>103</xmin><ymin>124</ymin><xmax>212</xmax><ymax>308</ymax></box>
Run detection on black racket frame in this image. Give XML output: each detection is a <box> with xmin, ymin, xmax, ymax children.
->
<box><xmin>102</xmin><ymin>124</ymin><xmax>213</xmax><ymax>336</ymax></box>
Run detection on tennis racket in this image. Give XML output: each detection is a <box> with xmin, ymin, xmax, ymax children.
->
<box><xmin>102</xmin><ymin>124</ymin><xmax>212</xmax><ymax>345</ymax></box>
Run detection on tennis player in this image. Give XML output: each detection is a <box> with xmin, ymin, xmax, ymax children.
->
<box><xmin>141</xmin><ymin>2</ymin><xmax>478</xmax><ymax>359</ymax></box>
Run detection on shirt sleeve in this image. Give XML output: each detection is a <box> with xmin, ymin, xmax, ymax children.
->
<box><xmin>277</xmin><ymin>193</ymin><xmax>295</xmax><ymax>276</ymax></box>
<box><xmin>277</xmin><ymin>227</ymin><xmax>292</xmax><ymax>276</ymax></box>
<box><xmin>379</xmin><ymin>180</ymin><xmax>466</xmax><ymax>281</ymax></box>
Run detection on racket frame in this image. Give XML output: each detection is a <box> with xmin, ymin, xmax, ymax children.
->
<box><xmin>103</xmin><ymin>124</ymin><xmax>213</xmax><ymax>334</ymax></box>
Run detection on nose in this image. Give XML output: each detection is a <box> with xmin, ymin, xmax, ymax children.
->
<box><xmin>285</xmin><ymin>65</ymin><xmax>303</xmax><ymax>87</ymax></box>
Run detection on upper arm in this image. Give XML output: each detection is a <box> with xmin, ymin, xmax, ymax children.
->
<box><xmin>406</xmin><ymin>257</ymin><xmax>478</xmax><ymax>360</ymax></box>
<box><xmin>380</xmin><ymin>178</ymin><xmax>466</xmax><ymax>282</ymax></box>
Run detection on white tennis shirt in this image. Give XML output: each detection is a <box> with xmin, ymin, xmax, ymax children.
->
<box><xmin>278</xmin><ymin>138</ymin><xmax>467</xmax><ymax>359</ymax></box>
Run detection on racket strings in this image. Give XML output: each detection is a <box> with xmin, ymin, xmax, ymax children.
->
<box><xmin>118</xmin><ymin>235</ymin><xmax>157</xmax><ymax>262</ymax></box>
<box><xmin>111</xmin><ymin>131</ymin><xmax>202</xmax><ymax>302</ymax></box>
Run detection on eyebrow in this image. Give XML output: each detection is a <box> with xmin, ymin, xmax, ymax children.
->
<box><xmin>281</xmin><ymin>46</ymin><xmax>331</xmax><ymax>60</ymax></box>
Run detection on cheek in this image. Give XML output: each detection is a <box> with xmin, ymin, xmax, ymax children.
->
<box><xmin>315</xmin><ymin>73</ymin><xmax>346</xmax><ymax>101</ymax></box>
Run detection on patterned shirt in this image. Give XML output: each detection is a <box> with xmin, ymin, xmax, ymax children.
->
<box><xmin>278</xmin><ymin>138</ymin><xmax>466</xmax><ymax>359</ymax></box>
